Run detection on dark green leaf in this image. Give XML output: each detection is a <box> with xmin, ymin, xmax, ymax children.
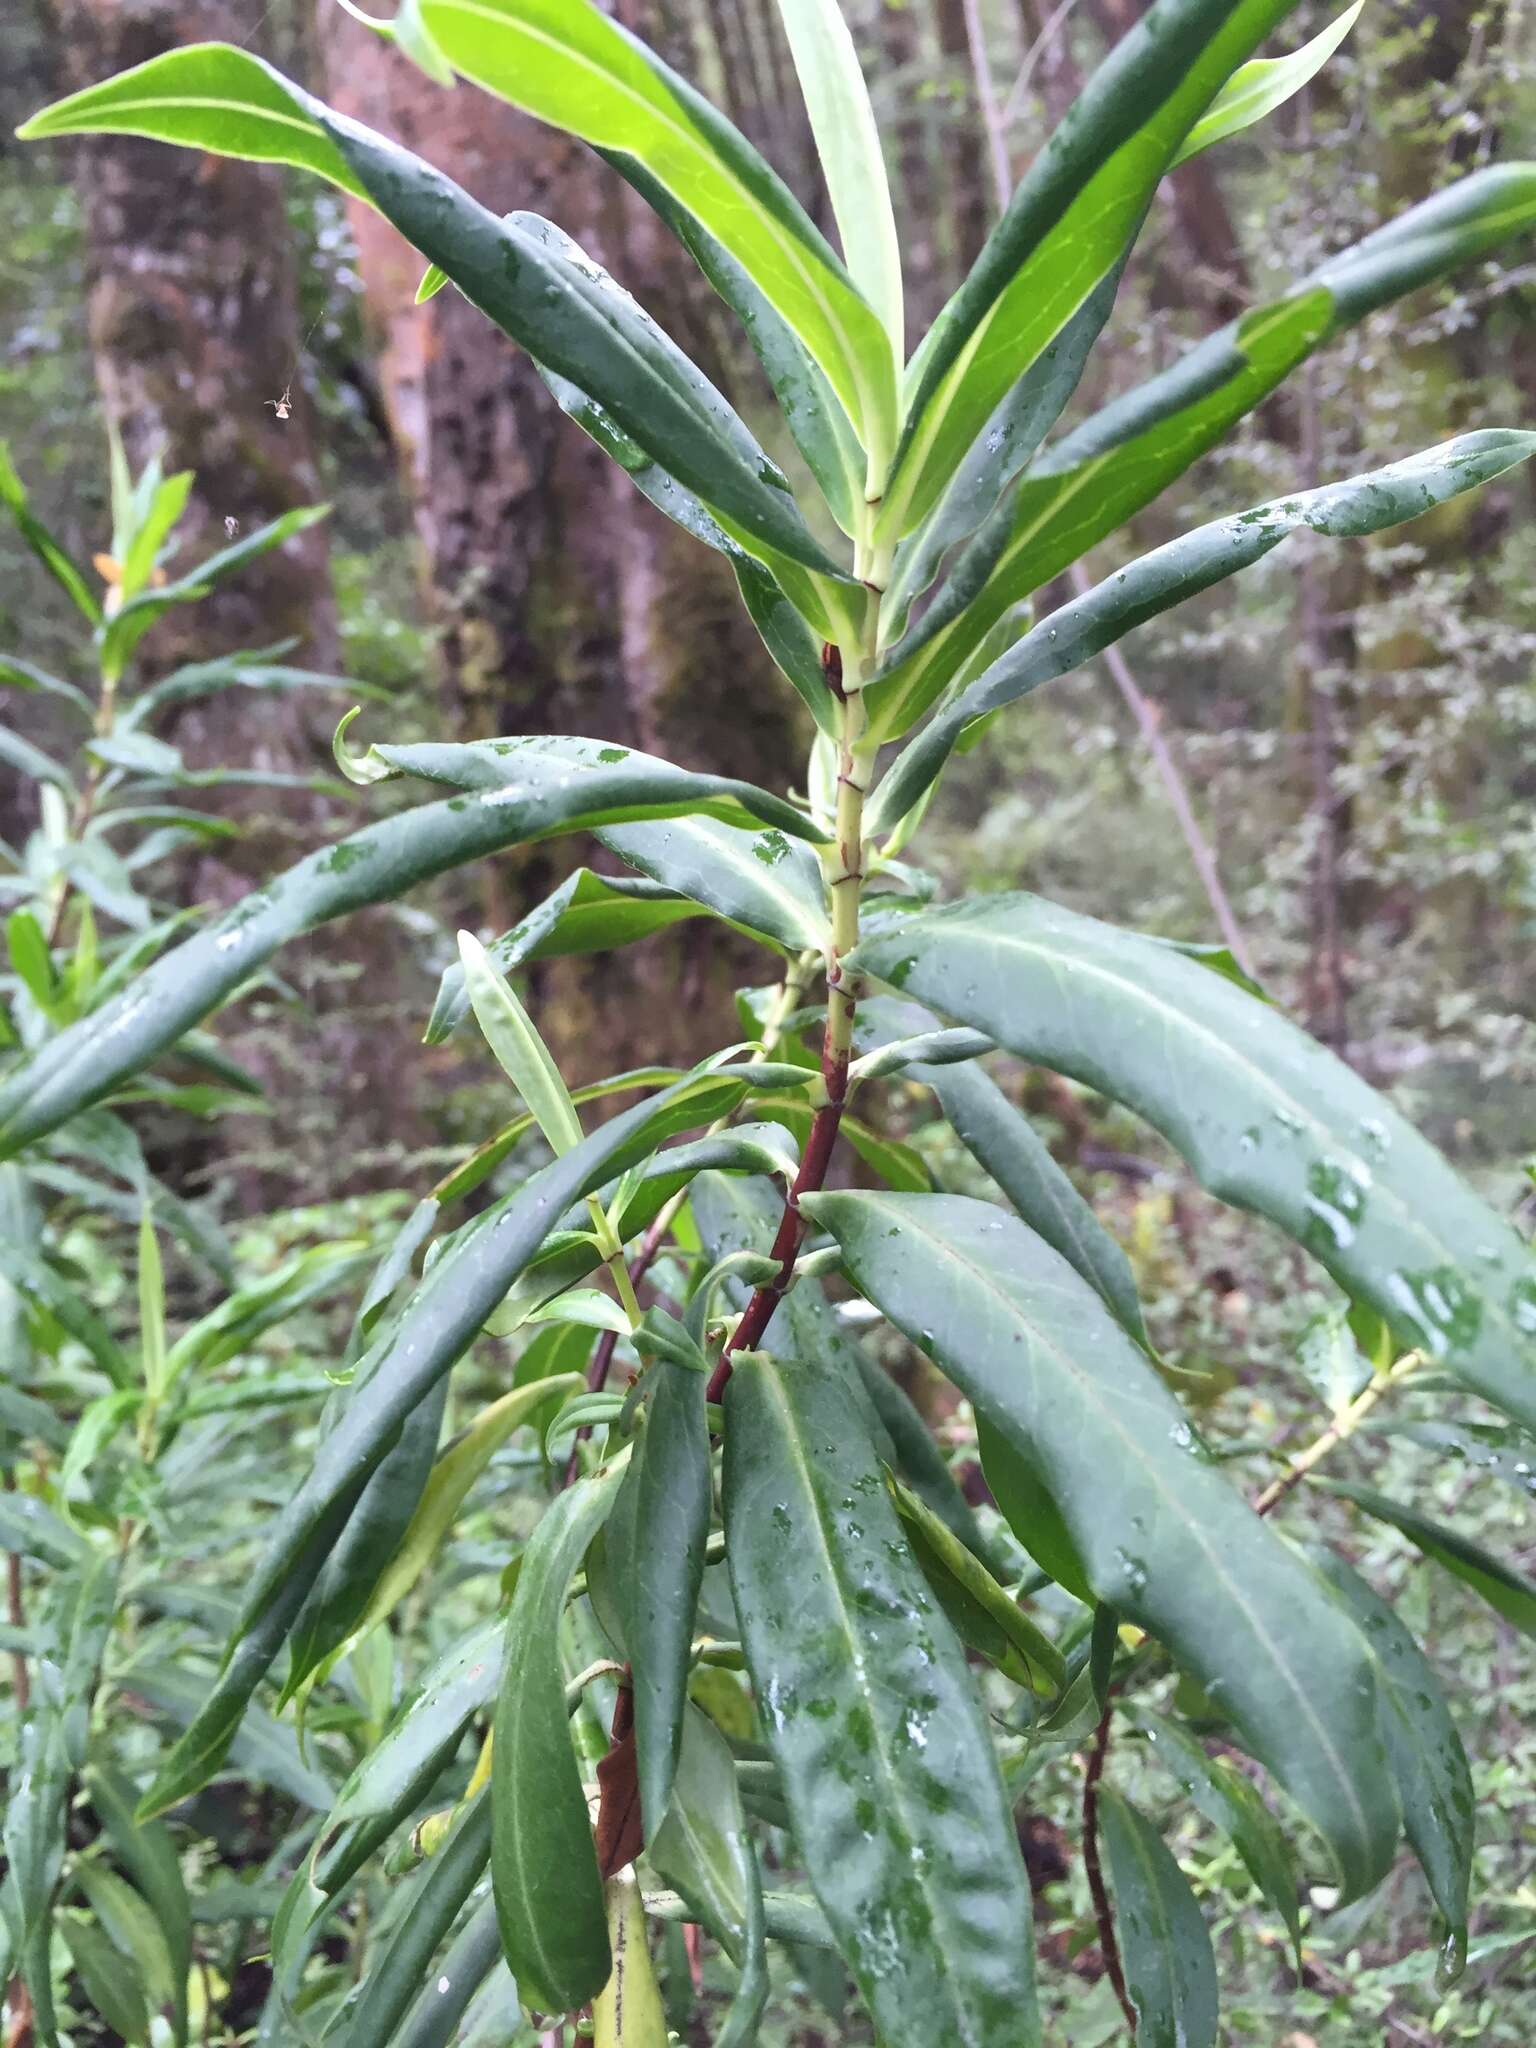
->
<box><xmin>60</xmin><ymin>1914</ymin><xmax>150</xmax><ymax>2044</ymax></box>
<box><xmin>1313</xmin><ymin>1549</ymin><xmax>1474</xmax><ymax>1948</ymax></box>
<box><xmin>492</xmin><ymin>1459</ymin><xmax>627</xmax><ymax>2012</ymax></box>
<box><xmin>890</xmin><ymin>1475</ymin><xmax>1065</xmax><ymax>1695</ymax></box>
<box><xmin>1099</xmin><ymin>1787</ymin><xmax>1218</xmax><ymax>2048</ymax></box>
<box><xmin>724</xmin><ymin>1351</ymin><xmax>1039</xmax><ymax>2045</ymax></box>
<box><xmin>847</xmin><ymin>889</ymin><xmax>1536</xmax><ymax>1431</ymax></box>
<box><xmin>1316</xmin><ymin>1480</ymin><xmax>1536</xmax><ymax>1640</ymax></box>
<box><xmin>649</xmin><ymin>1705</ymin><xmax>760</xmax><ymax>1964</ymax></box>
<box><xmin>871</xmin><ymin>430</ymin><xmax>1536</xmax><ymax>824</ymax></box>
<box><xmin>805</xmin><ymin>1190</ymin><xmax>1400</xmax><ymax>1896</ymax></box>
<box><xmin>0</xmin><ymin>438</ymin><xmax>101</xmax><ymax>621</ymax></box>
<box><xmin>87</xmin><ymin>1763</ymin><xmax>192</xmax><ymax>2046</ymax></box>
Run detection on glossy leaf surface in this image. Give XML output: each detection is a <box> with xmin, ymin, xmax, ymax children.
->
<box><xmin>805</xmin><ymin>1189</ymin><xmax>1399</xmax><ymax>1894</ymax></box>
<box><xmin>492</xmin><ymin>1459</ymin><xmax>627</xmax><ymax>2011</ymax></box>
<box><xmin>847</xmin><ymin>891</ymin><xmax>1536</xmax><ymax>1430</ymax></box>
<box><xmin>724</xmin><ymin>1351</ymin><xmax>1039</xmax><ymax>2045</ymax></box>
<box><xmin>1099</xmin><ymin>1788</ymin><xmax>1219</xmax><ymax>2048</ymax></box>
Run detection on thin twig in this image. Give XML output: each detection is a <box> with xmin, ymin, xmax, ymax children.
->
<box><xmin>1252</xmin><ymin>1354</ymin><xmax>1421</xmax><ymax>1517</ymax></box>
<box><xmin>1003</xmin><ymin>0</ymin><xmax>1088</xmax><ymax>124</ymax></box>
<box><xmin>1082</xmin><ymin>1700</ymin><xmax>1136</xmax><ymax>2034</ymax></box>
<box><xmin>1070</xmin><ymin>562</ymin><xmax>1258</xmax><ymax>981</ymax></box>
<box><xmin>960</xmin><ymin>0</ymin><xmax>1013</xmax><ymax>215</ymax></box>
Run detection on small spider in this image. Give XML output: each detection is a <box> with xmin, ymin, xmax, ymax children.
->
<box><xmin>224</xmin><ymin>515</ymin><xmax>240</xmax><ymax>539</ymax></box>
<box><xmin>266</xmin><ymin>383</ymin><xmax>293</xmax><ymax>421</ymax></box>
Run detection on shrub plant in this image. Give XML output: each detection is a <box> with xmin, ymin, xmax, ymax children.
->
<box><xmin>7</xmin><ymin>3</ymin><xmax>1536</xmax><ymax>2042</ymax></box>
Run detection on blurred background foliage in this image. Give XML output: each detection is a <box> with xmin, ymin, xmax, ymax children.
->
<box><xmin>2</xmin><ymin>1</ymin><xmax>1534</xmax><ymax>2042</ymax></box>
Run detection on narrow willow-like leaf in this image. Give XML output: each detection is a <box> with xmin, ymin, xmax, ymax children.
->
<box><xmin>415</xmin><ymin>0</ymin><xmax>898</xmax><ymax>475</ymax></box>
<box><xmin>724</xmin><ymin>1351</ymin><xmax>1039</xmax><ymax>2045</ymax></box>
<box><xmin>336</xmin><ymin>1792</ymin><xmax>491</xmax><ymax>2048</ymax></box>
<box><xmin>71</xmin><ymin>1863</ymin><xmax>177</xmax><ymax>2023</ymax></box>
<box><xmin>0</xmin><ymin>437</ymin><xmax>102</xmax><ymax>621</ymax></box>
<box><xmin>86</xmin><ymin>1765</ymin><xmax>192</xmax><ymax>2047</ymax></box>
<box><xmin>873</xmin><ymin>431</ymin><xmax>1536</xmax><ymax>829</ymax></box>
<box><xmin>649</xmin><ymin>1704</ymin><xmax>760</xmax><ymax>1963</ymax></box>
<box><xmin>805</xmin><ymin>1190</ymin><xmax>1400</xmax><ymax>1895</ymax></box>
<box><xmin>1131</xmin><ymin>1711</ymin><xmax>1301</xmax><ymax>1962</ymax></box>
<box><xmin>846</xmin><ymin>888</ymin><xmax>1536</xmax><ymax>1432</ymax></box>
<box><xmin>427</xmin><ymin>871</ymin><xmax>698</xmax><ymax>1044</ymax></box>
<box><xmin>1314</xmin><ymin>1549</ymin><xmax>1474</xmax><ymax>1949</ymax></box>
<box><xmin>860</xmin><ymin>996</ymin><xmax>1148</xmax><ymax>1344</ymax></box>
<box><xmin>879</xmin><ymin>0</ymin><xmax>1302</xmax><ymax>540</ymax></box>
<box><xmin>770</xmin><ymin>0</ymin><xmax>903</xmax><ymax>355</ymax></box>
<box><xmin>459</xmin><ymin>931</ymin><xmax>583</xmax><ymax>1153</ymax></box>
<box><xmin>618</xmin><ymin>1359</ymin><xmax>712</xmax><ymax>1838</ymax></box>
<box><xmin>493</xmin><ymin>1459</ymin><xmax>628</xmax><ymax>2013</ymax></box>
<box><xmin>0</xmin><ymin>750</ymin><xmax>814</xmax><ymax>1158</ymax></box>
<box><xmin>1317</xmin><ymin>1481</ymin><xmax>1536</xmax><ymax>1639</ymax></box>
<box><xmin>1099</xmin><ymin>1788</ymin><xmax>1219</xmax><ymax>2048</ymax></box>
<box><xmin>60</xmin><ymin>1916</ymin><xmax>149</xmax><ymax>2045</ymax></box>
<box><xmin>869</xmin><ymin>289</ymin><xmax>1331</xmax><ymax>736</ymax></box>
<box><xmin>0</xmin><ymin>1245</ymin><xmax>132</xmax><ymax>1387</ymax></box>
<box><xmin>393</xmin><ymin>1901</ymin><xmax>502</xmax><ymax>2048</ymax></box>
<box><xmin>21</xmin><ymin>50</ymin><xmax>843</xmax><ymax>577</ymax></box>
<box><xmin>1173</xmin><ymin>1</ymin><xmax>1364</xmax><ymax>166</ymax></box>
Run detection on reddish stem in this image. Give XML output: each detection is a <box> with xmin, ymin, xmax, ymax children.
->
<box><xmin>561</xmin><ymin>1203</ymin><xmax>677</xmax><ymax>1488</ymax></box>
<box><xmin>1082</xmin><ymin>1700</ymin><xmax>1136</xmax><ymax>2035</ymax></box>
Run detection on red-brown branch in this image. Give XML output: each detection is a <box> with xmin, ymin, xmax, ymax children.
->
<box><xmin>1082</xmin><ymin>1701</ymin><xmax>1136</xmax><ymax>2035</ymax></box>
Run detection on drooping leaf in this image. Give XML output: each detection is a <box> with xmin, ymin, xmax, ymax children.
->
<box><xmin>724</xmin><ymin>1350</ymin><xmax>1039</xmax><ymax>2045</ymax></box>
<box><xmin>1098</xmin><ymin>1787</ymin><xmax>1219</xmax><ymax>2048</ymax></box>
<box><xmin>87</xmin><ymin>1763</ymin><xmax>192</xmax><ymax>2046</ymax></box>
<box><xmin>492</xmin><ymin>1458</ymin><xmax>629</xmax><ymax>2012</ymax></box>
<box><xmin>649</xmin><ymin>1705</ymin><xmax>761</xmax><ymax>1964</ymax></box>
<box><xmin>60</xmin><ymin>1914</ymin><xmax>151</xmax><ymax>2045</ymax></box>
<box><xmin>845</xmin><ymin>890</ymin><xmax>1536</xmax><ymax>1431</ymax></box>
<box><xmin>871</xmin><ymin>430</ymin><xmax>1536</xmax><ymax>824</ymax></box>
<box><xmin>0</xmin><ymin>750</ymin><xmax>817</xmax><ymax>1158</ymax></box>
<box><xmin>1313</xmin><ymin>1549</ymin><xmax>1475</xmax><ymax>1949</ymax></box>
<box><xmin>0</xmin><ymin>438</ymin><xmax>102</xmax><ymax>621</ymax></box>
<box><xmin>1173</xmin><ymin>2</ymin><xmax>1364</xmax><ymax>167</ymax></box>
<box><xmin>804</xmin><ymin>1190</ymin><xmax>1400</xmax><ymax>1896</ymax></box>
<box><xmin>1131</xmin><ymin>1712</ymin><xmax>1301</xmax><ymax>1962</ymax></box>
<box><xmin>614</xmin><ymin>1358</ymin><xmax>712</xmax><ymax>1839</ymax></box>
<box><xmin>1316</xmin><ymin>1480</ymin><xmax>1536</xmax><ymax>1640</ymax></box>
<box><xmin>458</xmin><ymin>930</ymin><xmax>583</xmax><ymax>1153</ymax></box>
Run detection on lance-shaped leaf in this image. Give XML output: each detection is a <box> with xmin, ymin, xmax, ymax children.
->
<box><xmin>336</xmin><ymin>1791</ymin><xmax>491</xmax><ymax>2048</ymax></box>
<box><xmin>770</xmin><ymin>0</ymin><xmax>903</xmax><ymax>356</ymax></box>
<box><xmin>1313</xmin><ymin>1549</ymin><xmax>1474</xmax><ymax>1950</ymax></box>
<box><xmin>871</xmin><ymin>429</ymin><xmax>1536</xmax><ymax>824</ymax></box>
<box><xmin>1131</xmin><ymin>1711</ymin><xmax>1301</xmax><ymax>1962</ymax></box>
<box><xmin>878</xmin><ymin>0</ymin><xmax>1302</xmax><ymax>541</ymax></box>
<box><xmin>869</xmin><ymin>289</ymin><xmax>1331</xmax><ymax>737</ymax></box>
<box><xmin>859</xmin><ymin>996</ymin><xmax>1148</xmax><ymax>1345</ymax></box>
<box><xmin>0</xmin><ymin>747</ymin><xmax>816</xmax><ymax>1158</ymax></box>
<box><xmin>427</xmin><ymin>870</ymin><xmax>701</xmax><ymax>1044</ymax></box>
<box><xmin>617</xmin><ymin>1358</ymin><xmax>712</xmax><ymax>1838</ymax></box>
<box><xmin>493</xmin><ymin>1459</ymin><xmax>628</xmax><ymax>2013</ymax></box>
<box><xmin>649</xmin><ymin>1705</ymin><xmax>762</xmax><ymax>1965</ymax></box>
<box><xmin>415</xmin><ymin>0</ymin><xmax>899</xmax><ymax>478</ymax></box>
<box><xmin>20</xmin><ymin>48</ymin><xmax>846</xmax><ymax>577</ymax></box>
<box><xmin>1316</xmin><ymin>1481</ymin><xmax>1536</xmax><ymax>1640</ymax></box>
<box><xmin>1098</xmin><ymin>1788</ymin><xmax>1219</xmax><ymax>2048</ymax></box>
<box><xmin>724</xmin><ymin>1351</ymin><xmax>1039</xmax><ymax>2045</ymax></box>
<box><xmin>0</xmin><ymin>438</ymin><xmax>101</xmax><ymax>621</ymax></box>
<box><xmin>1174</xmin><ymin>1</ymin><xmax>1363</xmax><ymax>166</ymax></box>
<box><xmin>847</xmin><ymin>892</ymin><xmax>1536</xmax><ymax>1430</ymax></box>
<box><xmin>804</xmin><ymin>1190</ymin><xmax>1400</xmax><ymax>1896</ymax></box>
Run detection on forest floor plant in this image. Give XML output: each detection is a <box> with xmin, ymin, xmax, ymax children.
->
<box><xmin>8</xmin><ymin>1</ymin><xmax>1536</xmax><ymax>2042</ymax></box>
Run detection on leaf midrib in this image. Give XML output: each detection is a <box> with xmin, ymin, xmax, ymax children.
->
<box><xmin>880</xmin><ymin>914</ymin><xmax>1526</xmax><ymax>1362</ymax></box>
<box><xmin>841</xmin><ymin>1190</ymin><xmax>1374</xmax><ymax>1868</ymax></box>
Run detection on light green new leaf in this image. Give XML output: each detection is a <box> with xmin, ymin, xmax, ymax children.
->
<box><xmin>492</xmin><ymin>1458</ymin><xmax>628</xmax><ymax>2012</ymax></box>
<box><xmin>415</xmin><ymin>0</ymin><xmax>898</xmax><ymax>477</ymax></box>
<box><xmin>1173</xmin><ymin>2</ymin><xmax>1364</xmax><ymax>167</ymax></box>
<box><xmin>1313</xmin><ymin>1549</ymin><xmax>1475</xmax><ymax>1949</ymax></box>
<box><xmin>846</xmin><ymin>890</ymin><xmax>1536</xmax><ymax>1432</ymax></box>
<box><xmin>458</xmin><ymin>931</ymin><xmax>583</xmax><ymax>1153</ymax></box>
<box><xmin>0</xmin><ymin>438</ymin><xmax>102</xmax><ymax>621</ymax></box>
<box><xmin>879</xmin><ymin>0</ymin><xmax>1303</xmax><ymax>540</ymax></box>
<box><xmin>137</xmin><ymin>1208</ymin><xmax>167</xmax><ymax>1400</ymax></box>
<box><xmin>871</xmin><ymin>430</ymin><xmax>1536</xmax><ymax>824</ymax></box>
<box><xmin>771</xmin><ymin>0</ymin><xmax>903</xmax><ymax>355</ymax></box>
<box><xmin>804</xmin><ymin>1190</ymin><xmax>1400</xmax><ymax>1896</ymax></box>
<box><xmin>724</xmin><ymin>1351</ymin><xmax>1039</xmax><ymax>2045</ymax></box>
<box><xmin>1099</xmin><ymin>1789</ymin><xmax>1219</xmax><ymax>2048</ymax></box>
<box><xmin>1317</xmin><ymin>1481</ymin><xmax>1536</xmax><ymax>1640</ymax></box>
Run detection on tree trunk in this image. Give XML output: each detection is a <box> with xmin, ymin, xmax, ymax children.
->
<box><xmin>315</xmin><ymin>15</ymin><xmax>807</xmax><ymax>1076</ymax></box>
